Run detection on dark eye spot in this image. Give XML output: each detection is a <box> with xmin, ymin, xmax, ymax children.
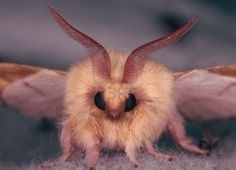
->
<box><xmin>94</xmin><ymin>91</ymin><xmax>105</xmax><ymax>110</ymax></box>
<box><xmin>125</xmin><ymin>94</ymin><xmax>136</xmax><ymax>112</ymax></box>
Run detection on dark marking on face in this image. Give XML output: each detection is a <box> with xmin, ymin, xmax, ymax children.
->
<box><xmin>94</xmin><ymin>91</ymin><xmax>105</xmax><ymax>110</ymax></box>
<box><xmin>125</xmin><ymin>94</ymin><xmax>137</xmax><ymax>112</ymax></box>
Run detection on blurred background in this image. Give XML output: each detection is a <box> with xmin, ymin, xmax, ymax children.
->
<box><xmin>0</xmin><ymin>0</ymin><xmax>235</xmax><ymax>71</ymax></box>
<box><xmin>0</xmin><ymin>0</ymin><xmax>235</xmax><ymax>169</ymax></box>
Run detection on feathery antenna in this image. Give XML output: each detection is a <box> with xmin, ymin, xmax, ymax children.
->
<box><xmin>48</xmin><ymin>4</ymin><xmax>111</xmax><ymax>79</ymax></box>
<box><xmin>123</xmin><ymin>17</ymin><xmax>198</xmax><ymax>83</ymax></box>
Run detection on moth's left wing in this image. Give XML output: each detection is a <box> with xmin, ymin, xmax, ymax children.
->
<box><xmin>174</xmin><ymin>64</ymin><xmax>236</xmax><ymax>122</ymax></box>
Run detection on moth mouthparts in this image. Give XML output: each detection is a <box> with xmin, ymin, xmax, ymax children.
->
<box><xmin>110</xmin><ymin>111</ymin><xmax>119</xmax><ymax>117</ymax></box>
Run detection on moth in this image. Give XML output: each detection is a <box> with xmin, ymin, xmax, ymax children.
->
<box><xmin>1</xmin><ymin>5</ymin><xmax>236</xmax><ymax>169</ymax></box>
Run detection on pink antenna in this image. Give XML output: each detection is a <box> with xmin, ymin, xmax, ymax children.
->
<box><xmin>48</xmin><ymin>5</ymin><xmax>111</xmax><ymax>79</ymax></box>
<box><xmin>123</xmin><ymin>17</ymin><xmax>198</xmax><ymax>83</ymax></box>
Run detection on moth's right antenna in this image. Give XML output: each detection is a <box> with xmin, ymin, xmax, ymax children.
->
<box><xmin>48</xmin><ymin>5</ymin><xmax>111</xmax><ymax>79</ymax></box>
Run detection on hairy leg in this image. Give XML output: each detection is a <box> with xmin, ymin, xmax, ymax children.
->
<box><xmin>60</xmin><ymin>123</ymin><xmax>75</xmax><ymax>162</ymax></box>
<box><xmin>82</xmin><ymin>136</ymin><xmax>100</xmax><ymax>169</ymax></box>
<box><xmin>40</xmin><ymin>121</ymin><xmax>75</xmax><ymax>169</ymax></box>
<box><xmin>145</xmin><ymin>141</ymin><xmax>174</xmax><ymax>161</ymax></box>
<box><xmin>168</xmin><ymin>109</ymin><xmax>208</xmax><ymax>155</ymax></box>
<box><xmin>125</xmin><ymin>145</ymin><xmax>140</xmax><ymax>167</ymax></box>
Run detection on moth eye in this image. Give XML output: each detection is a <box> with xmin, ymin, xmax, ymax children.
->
<box><xmin>94</xmin><ymin>91</ymin><xmax>105</xmax><ymax>110</ymax></box>
<box><xmin>125</xmin><ymin>94</ymin><xmax>136</xmax><ymax>112</ymax></box>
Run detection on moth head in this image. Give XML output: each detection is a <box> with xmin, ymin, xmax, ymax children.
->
<box><xmin>93</xmin><ymin>82</ymin><xmax>137</xmax><ymax>120</ymax></box>
<box><xmin>48</xmin><ymin>5</ymin><xmax>197</xmax><ymax>120</ymax></box>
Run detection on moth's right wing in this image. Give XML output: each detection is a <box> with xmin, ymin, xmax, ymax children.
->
<box><xmin>0</xmin><ymin>63</ymin><xmax>66</xmax><ymax>120</ymax></box>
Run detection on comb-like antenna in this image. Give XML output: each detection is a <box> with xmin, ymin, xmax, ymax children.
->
<box><xmin>48</xmin><ymin>5</ymin><xmax>110</xmax><ymax>79</ymax></box>
<box><xmin>123</xmin><ymin>17</ymin><xmax>198</xmax><ymax>83</ymax></box>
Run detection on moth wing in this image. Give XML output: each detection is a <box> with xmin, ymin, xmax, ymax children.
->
<box><xmin>0</xmin><ymin>63</ymin><xmax>66</xmax><ymax>120</ymax></box>
<box><xmin>174</xmin><ymin>65</ymin><xmax>236</xmax><ymax>122</ymax></box>
<box><xmin>0</xmin><ymin>63</ymin><xmax>44</xmax><ymax>90</ymax></box>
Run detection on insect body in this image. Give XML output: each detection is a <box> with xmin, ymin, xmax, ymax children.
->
<box><xmin>48</xmin><ymin>5</ymin><xmax>202</xmax><ymax>169</ymax></box>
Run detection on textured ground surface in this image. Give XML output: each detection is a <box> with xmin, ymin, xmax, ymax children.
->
<box><xmin>0</xmin><ymin>0</ymin><xmax>235</xmax><ymax>169</ymax></box>
<box><xmin>1</xmin><ymin>107</ymin><xmax>236</xmax><ymax>170</ymax></box>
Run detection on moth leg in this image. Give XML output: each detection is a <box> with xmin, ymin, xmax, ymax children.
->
<box><xmin>199</xmin><ymin>124</ymin><xmax>219</xmax><ymax>150</ymax></box>
<box><xmin>40</xmin><ymin>121</ymin><xmax>76</xmax><ymax>169</ymax></box>
<box><xmin>125</xmin><ymin>145</ymin><xmax>140</xmax><ymax>167</ymax></box>
<box><xmin>59</xmin><ymin>124</ymin><xmax>75</xmax><ymax>162</ymax></box>
<box><xmin>145</xmin><ymin>141</ymin><xmax>174</xmax><ymax>161</ymax></box>
<box><xmin>83</xmin><ymin>136</ymin><xmax>100</xmax><ymax>169</ymax></box>
<box><xmin>168</xmin><ymin>111</ymin><xmax>208</xmax><ymax>155</ymax></box>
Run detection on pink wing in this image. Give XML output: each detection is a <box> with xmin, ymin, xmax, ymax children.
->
<box><xmin>0</xmin><ymin>64</ymin><xmax>66</xmax><ymax>120</ymax></box>
<box><xmin>174</xmin><ymin>65</ymin><xmax>236</xmax><ymax>122</ymax></box>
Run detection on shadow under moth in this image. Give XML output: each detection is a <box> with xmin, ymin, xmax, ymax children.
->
<box><xmin>0</xmin><ymin>5</ymin><xmax>236</xmax><ymax>169</ymax></box>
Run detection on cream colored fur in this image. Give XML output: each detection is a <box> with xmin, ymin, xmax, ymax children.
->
<box><xmin>62</xmin><ymin>50</ymin><xmax>174</xmax><ymax>167</ymax></box>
